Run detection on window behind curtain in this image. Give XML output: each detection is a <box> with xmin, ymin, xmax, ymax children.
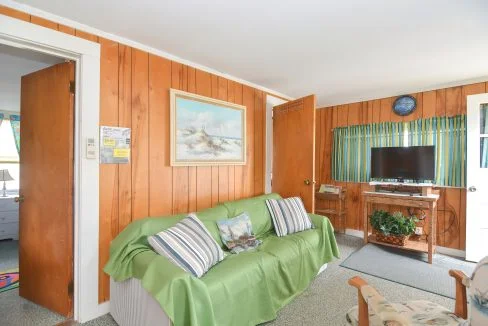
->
<box><xmin>331</xmin><ymin>115</ymin><xmax>466</xmax><ymax>187</ymax></box>
<box><xmin>0</xmin><ymin>118</ymin><xmax>20</xmax><ymax>192</ymax></box>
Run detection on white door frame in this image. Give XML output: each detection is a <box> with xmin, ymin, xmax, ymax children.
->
<box><xmin>265</xmin><ymin>95</ymin><xmax>287</xmax><ymax>193</ymax></box>
<box><xmin>466</xmin><ymin>93</ymin><xmax>488</xmax><ymax>262</ymax></box>
<box><xmin>0</xmin><ymin>15</ymin><xmax>103</xmax><ymax>322</ymax></box>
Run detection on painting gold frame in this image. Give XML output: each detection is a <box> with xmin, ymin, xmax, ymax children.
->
<box><xmin>170</xmin><ymin>89</ymin><xmax>247</xmax><ymax>166</ymax></box>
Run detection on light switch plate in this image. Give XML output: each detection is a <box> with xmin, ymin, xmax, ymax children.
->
<box><xmin>86</xmin><ymin>137</ymin><xmax>97</xmax><ymax>159</ymax></box>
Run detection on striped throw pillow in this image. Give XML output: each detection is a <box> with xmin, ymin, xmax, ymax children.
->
<box><xmin>266</xmin><ymin>197</ymin><xmax>313</xmax><ymax>236</ymax></box>
<box><xmin>148</xmin><ymin>214</ymin><xmax>225</xmax><ymax>277</ymax></box>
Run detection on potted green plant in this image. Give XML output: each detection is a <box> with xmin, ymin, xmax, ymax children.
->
<box><xmin>370</xmin><ymin>210</ymin><xmax>418</xmax><ymax>246</ymax></box>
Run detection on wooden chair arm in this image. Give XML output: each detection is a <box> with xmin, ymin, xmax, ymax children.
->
<box><xmin>448</xmin><ymin>270</ymin><xmax>468</xmax><ymax>319</ymax></box>
<box><xmin>348</xmin><ymin>277</ymin><xmax>369</xmax><ymax>326</ymax></box>
<box><xmin>348</xmin><ymin>276</ymin><xmax>369</xmax><ymax>289</ymax></box>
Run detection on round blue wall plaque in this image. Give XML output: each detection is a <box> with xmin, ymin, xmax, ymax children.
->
<box><xmin>392</xmin><ymin>95</ymin><xmax>416</xmax><ymax>116</ymax></box>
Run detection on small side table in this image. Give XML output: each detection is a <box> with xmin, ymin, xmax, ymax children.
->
<box><xmin>315</xmin><ymin>186</ymin><xmax>346</xmax><ymax>233</ymax></box>
<box><xmin>363</xmin><ymin>191</ymin><xmax>439</xmax><ymax>264</ymax></box>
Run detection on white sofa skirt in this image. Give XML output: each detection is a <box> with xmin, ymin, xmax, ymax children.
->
<box><xmin>110</xmin><ymin>263</ymin><xmax>328</xmax><ymax>326</ymax></box>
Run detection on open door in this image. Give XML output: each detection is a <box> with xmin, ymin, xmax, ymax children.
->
<box><xmin>466</xmin><ymin>93</ymin><xmax>488</xmax><ymax>262</ymax></box>
<box><xmin>18</xmin><ymin>62</ymin><xmax>75</xmax><ymax>316</ymax></box>
<box><xmin>272</xmin><ymin>95</ymin><xmax>316</xmax><ymax>212</ymax></box>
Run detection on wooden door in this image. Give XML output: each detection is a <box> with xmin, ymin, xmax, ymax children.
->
<box><xmin>466</xmin><ymin>93</ymin><xmax>488</xmax><ymax>262</ymax></box>
<box><xmin>272</xmin><ymin>95</ymin><xmax>316</xmax><ymax>212</ymax></box>
<box><xmin>19</xmin><ymin>62</ymin><xmax>75</xmax><ymax>316</ymax></box>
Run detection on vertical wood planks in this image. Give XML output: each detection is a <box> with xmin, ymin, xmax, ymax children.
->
<box><xmin>187</xmin><ymin>67</ymin><xmax>198</xmax><ymax>212</ymax></box>
<box><xmin>461</xmin><ymin>83</ymin><xmax>486</xmax><ymax>114</ymax></box>
<box><xmin>118</xmin><ymin>45</ymin><xmax>133</xmax><ymax>231</ymax></box>
<box><xmin>243</xmin><ymin>86</ymin><xmax>255</xmax><ymax>198</ymax></box>
<box><xmin>194</xmin><ymin>70</ymin><xmax>212</xmax><ymax>210</ymax></box>
<box><xmin>218</xmin><ymin>78</ymin><xmax>229</xmax><ymax>204</ymax></box>
<box><xmin>131</xmin><ymin>49</ymin><xmax>149</xmax><ymax>220</ymax></box>
<box><xmin>171</xmin><ymin>62</ymin><xmax>189</xmax><ymax>213</ymax></box>
<box><xmin>254</xmin><ymin>90</ymin><xmax>265</xmax><ymax>196</ymax></box>
<box><xmin>210</xmin><ymin>75</ymin><xmax>220</xmax><ymax>206</ymax></box>
<box><xmin>233</xmin><ymin>82</ymin><xmax>245</xmax><ymax>200</ymax></box>
<box><xmin>148</xmin><ymin>55</ymin><xmax>173</xmax><ymax>216</ymax></box>
<box><xmin>98</xmin><ymin>37</ymin><xmax>119</xmax><ymax>303</ymax></box>
<box><xmin>422</xmin><ymin>91</ymin><xmax>437</xmax><ymax>118</ymax></box>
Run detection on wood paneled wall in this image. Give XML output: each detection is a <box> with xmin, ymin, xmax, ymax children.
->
<box><xmin>315</xmin><ymin>82</ymin><xmax>487</xmax><ymax>251</ymax></box>
<box><xmin>0</xmin><ymin>5</ymin><xmax>271</xmax><ymax>302</ymax></box>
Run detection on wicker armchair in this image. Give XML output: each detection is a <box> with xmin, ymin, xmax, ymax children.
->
<box><xmin>346</xmin><ymin>256</ymin><xmax>488</xmax><ymax>326</ymax></box>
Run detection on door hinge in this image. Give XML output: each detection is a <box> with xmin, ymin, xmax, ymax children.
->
<box><xmin>67</xmin><ymin>279</ymin><xmax>74</xmax><ymax>297</ymax></box>
<box><xmin>69</xmin><ymin>81</ymin><xmax>75</xmax><ymax>94</ymax></box>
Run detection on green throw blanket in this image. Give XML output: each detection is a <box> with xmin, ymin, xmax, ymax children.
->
<box><xmin>104</xmin><ymin>212</ymin><xmax>339</xmax><ymax>326</ymax></box>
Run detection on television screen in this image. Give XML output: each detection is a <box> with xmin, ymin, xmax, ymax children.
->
<box><xmin>370</xmin><ymin>146</ymin><xmax>435</xmax><ymax>181</ymax></box>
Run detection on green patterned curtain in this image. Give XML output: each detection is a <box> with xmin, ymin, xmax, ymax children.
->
<box><xmin>406</xmin><ymin>115</ymin><xmax>466</xmax><ymax>187</ymax></box>
<box><xmin>332</xmin><ymin>122</ymin><xmax>405</xmax><ymax>182</ymax></box>
<box><xmin>9</xmin><ymin>115</ymin><xmax>20</xmax><ymax>155</ymax></box>
<box><xmin>0</xmin><ymin>113</ymin><xmax>3</xmax><ymax>128</ymax></box>
<box><xmin>332</xmin><ymin>115</ymin><xmax>466</xmax><ymax>187</ymax></box>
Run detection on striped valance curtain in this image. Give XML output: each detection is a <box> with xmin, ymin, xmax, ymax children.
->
<box><xmin>332</xmin><ymin>122</ymin><xmax>405</xmax><ymax>182</ymax></box>
<box><xmin>332</xmin><ymin>115</ymin><xmax>467</xmax><ymax>187</ymax></box>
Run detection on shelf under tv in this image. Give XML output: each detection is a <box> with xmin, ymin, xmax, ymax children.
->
<box><xmin>369</xmin><ymin>181</ymin><xmax>436</xmax><ymax>197</ymax></box>
<box><xmin>369</xmin><ymin>181</ymin><xmax>434</xmax><ymax>187</ymax></box>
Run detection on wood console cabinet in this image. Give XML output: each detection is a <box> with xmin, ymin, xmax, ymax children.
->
<box><xmin>363</xmin><ymin>191</ymin><xmax>439</xmax><ymax>264</ymax></box>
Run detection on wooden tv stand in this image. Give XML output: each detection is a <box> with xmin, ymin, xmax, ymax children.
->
<box><xmin>363</xmin><ymin>184</ymin><xmax>439</xmax><ymax>264</ymax></box>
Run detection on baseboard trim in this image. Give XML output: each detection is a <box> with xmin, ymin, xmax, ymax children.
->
<box><xmin>436</xmin><ymin>246</ymin><xmax>466</xmax><ymax>259</ymax></box>
<box><xmin>345</xmin><ymin>229</ymin><xmax>364</xmax><ymax>238</ymax></box>
<box><xmin>343</xmin><ymin>229</ymin><xmax>466</xmax><ymax>259</ymax></box>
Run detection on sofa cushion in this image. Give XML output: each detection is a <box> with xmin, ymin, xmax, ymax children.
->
<box><xmin>196</xmin><ymin>205</ymin><xmax>229</xmax><ymax>247</ymax></box>
<box><xmin>217</xmin><ymin>212</ymin><xmax>261</xmax><ymax>254</ymax></box>
<box><xmin>148</xmin><ymin>214</ymin><xmax>225</xmax><ymax>277</ymax></box>
<box><xmin>265</xmin><ymin>197</ymin><xmax>313</xmax><ymax>236</ymax></box>
<box><xmin>222</xmin><ymin>193</ymin><xmax>282</xmax><ymax>237</ymax></box>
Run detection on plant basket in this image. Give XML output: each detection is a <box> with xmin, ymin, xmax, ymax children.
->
<box><xmin>372</xmin><ymin>228</ymin><xmax>407</xmax><ymax>246</ymax></box>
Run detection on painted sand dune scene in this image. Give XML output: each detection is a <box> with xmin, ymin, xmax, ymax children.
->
<box><xmin>174</xmin><ymin>95</ymin><xmax>245</xmax><ymax>163</ymax></box>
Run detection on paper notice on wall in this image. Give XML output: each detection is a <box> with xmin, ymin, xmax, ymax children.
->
<box><xmin>100</xmin><ymin>126</ymin><xmax>131</xmax><ymax>164</ymax></box>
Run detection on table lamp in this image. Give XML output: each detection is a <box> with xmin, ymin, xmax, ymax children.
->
<box><xmin>0</xmin><ymin>169</ymin><xmax>14</xmax><ymax>197</ymax></box>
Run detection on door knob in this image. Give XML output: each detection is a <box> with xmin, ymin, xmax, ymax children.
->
<box><xmin>14</xmin><ymin>195</ymin><xmax>24</xmax><ymax>203</ymax></box>
<box><xmin>304</xmin><ymin>179</ymin><xmax>311</xmax><ymax>185</ymax></box>
<box><xmin>468</xmin><ymin>186</ymin><xmax>477</xmax><ymax>192</ymax></box>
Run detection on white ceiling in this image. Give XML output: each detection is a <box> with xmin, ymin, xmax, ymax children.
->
<box><xmin>0</xmin><ymin>44</ymin><xmax>63</xmax><ymax>112</ymax></box>
<box><xmin>9</xmin><ymin>0</ymin><xmax>488</xmax><ymax>106</ymax></box>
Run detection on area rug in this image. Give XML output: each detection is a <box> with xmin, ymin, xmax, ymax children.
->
<box><xmin>340</xmin><ymin>244</ymin><xmax>475</xmax><ymax>299</ymax></box>
<box><xmin>0</xmin><ymin>269</ymin><xmax>19</xmax><ymax>293</ymax></box>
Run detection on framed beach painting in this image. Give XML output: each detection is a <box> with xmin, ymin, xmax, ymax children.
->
<box><xmin>170</xmin><ymin>89</ymin><xmax>247</xmax><ymax>166</ymax></box>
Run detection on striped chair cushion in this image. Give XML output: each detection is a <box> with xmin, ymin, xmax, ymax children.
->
<box><xmin>265</xmin><ymin>197</ymin><xmax>313</xmax><ymax>237</ymax></box>
<box><xmin>148</xmin><ymin>214</ymin><xmax>225</xmax><ymax>278</ymax></box>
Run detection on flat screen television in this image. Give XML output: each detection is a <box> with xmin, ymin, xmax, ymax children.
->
<box><xmin>370</xmin><ymin>146</ymin><xmax>435</xmax><ymax>182</ymax></box>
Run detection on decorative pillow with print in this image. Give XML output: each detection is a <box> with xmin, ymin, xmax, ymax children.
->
<box><xmin>265</xmin><ymin>196</ymin><xmax>313</xmax><ymax>236</ymax></box>
<box><xmin>148</xmin><ymin>213</ymin><xmax>225</xmax><ymax>278</ymax></box>
<box><xmin>217</xmin><ymin>212</ymin><xmax>261</xmax><ymax>254</ymax></box>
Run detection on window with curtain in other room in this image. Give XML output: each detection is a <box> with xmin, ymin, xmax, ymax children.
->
<box><xmin>0</xmin><ymin>117</ymin><xmax>20</xmax><ymax>192</ymax></box>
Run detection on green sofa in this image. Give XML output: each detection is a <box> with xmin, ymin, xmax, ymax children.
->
<box><xmin>105</xmin><ymin>193</ymin><xmax>339</xmax><ymax>326</ymax></box>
